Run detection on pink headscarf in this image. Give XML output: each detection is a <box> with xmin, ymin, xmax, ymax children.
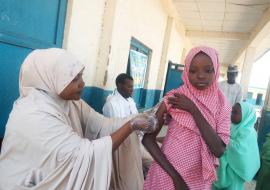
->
<box><xmin>165</xmin><ymin>46</ymin><xmax>231</xmax><ymax>182</ymax></box>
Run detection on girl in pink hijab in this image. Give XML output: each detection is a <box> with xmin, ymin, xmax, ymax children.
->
<box><xmin>143</xmin><ymin>46</ymin><xmax>231</xmax><ymax>190</ymax></box>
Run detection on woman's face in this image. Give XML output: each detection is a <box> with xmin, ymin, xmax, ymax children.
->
<box><xmin>59</xmin><ymin>72</ymin><xmax>85</xmax><ymax>100</ymax></box>
<box><xmin>231</xmin><ymin>103</ymin><xmax>242</xmax><ymax>124</ymax></box>
<box><xmin>188</xmin><ymin>53</ymin><xmax>215</xmax><ymax>90</ymax></box>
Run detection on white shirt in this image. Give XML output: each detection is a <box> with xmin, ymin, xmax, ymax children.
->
<box><xmin>102</xmin><ymin>90</ymin><xmax>145</xmax><ymax>190</ymax></box>
<box><xmin>219</xmin><ymin>81</ymin><xmax>243</xmax><ymax>106</ymax></box>
<box><xmin>102</xmin><ymin>90</ymin><xmax>138</xmax><ymax>118</ymax></box>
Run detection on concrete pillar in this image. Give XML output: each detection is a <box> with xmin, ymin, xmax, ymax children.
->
<box><xmin>94</xmin><ymin>0</ymin><xmax>118</xmax><ymax>88</ymax></box>
<box><xmin>264</xmin><ymin>78</ymin><xmax>270</xmax><ymax>111</ymax></box>
<box><xmin>258</xmin><ymin>77</ymin><xmax>270</xmax><ymax>150</ymax></box>
<box><xmin>240</xmin><ymin>47</ymin><xmax>256</xmax><ymax>100</ymax></box>
<box><xmin>155</xmin><ymin>16</ymin><xmax>173</xmax><ymax>90</ymax></box>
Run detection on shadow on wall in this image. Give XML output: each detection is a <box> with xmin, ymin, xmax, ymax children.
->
<box><xmin>81</xmin><ymin>86</ymin><xmax>162</xmax><ymax>113</ymax></box>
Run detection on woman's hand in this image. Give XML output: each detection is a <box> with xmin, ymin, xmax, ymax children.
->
<box><xmin>168</xmin><ymin>93</ymin><xmax>196</xmax><ymax>114</ymax></box>
<box><xmin>130</xmin><ymin>113</ymin><xmax>158</xmax><ymax>133</ymax></box>
<box><xmin>111</xmin><ymin>113</ymin><xmax>158</xmax><ymax>151</ymax></box>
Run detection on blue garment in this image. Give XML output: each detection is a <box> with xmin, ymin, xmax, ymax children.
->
<box><xmin>213</xmin><ymin>102</ymin><xmax>260</xmax><ymax>190</ymax></box>
<box><xmin>256</xmin><ymin>133</ymin><xmax>270</xmax><ymax>190</ymax></box>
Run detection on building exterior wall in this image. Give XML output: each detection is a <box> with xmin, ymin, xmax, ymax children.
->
<box><xmin>106</xmin><ymin>0</ymin><xmax>168</xmax><ymax>90</ymax></box>
<box><xmin>63</xmin><ymin>0</ymin><xmax>106</xmax><ymax>86</ymax></box>
<box><xmin>160</xmin><ymin>20</ymin><xmax>186</xmax><ymax>89</ymax></box>
<box><xmin>63</xmin><ymin>0</ymin><xmax>189</xmax><ymax>112</ymax></box>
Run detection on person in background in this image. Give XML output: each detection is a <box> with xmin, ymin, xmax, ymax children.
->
<box><xmin>103</xmin><ymin>73</ymin><xmax>138</xmax><ymax>117</ymax></box>
<box><xmin>0</xmin><ymin>48</ymin><xmax>156</xmax><ymax>190</ymax></box>
<box><xmin>256</xmin><ymin>133</ymin><xmax>270</xmax><ymax>190</ymax></box>
<box><xmin>103</xmin><ymin>73</ymin><xmax>153</xmax><ymax>190</ymax></box>
<box><xmin>213</xmin><ymin>102</ymin><xmax>260</xmax><ymax>190</ymax></box>
<box><xmin>219</xmin><ymin>65</ymin><xmax>242</xmax><ymax>106</ymax></box>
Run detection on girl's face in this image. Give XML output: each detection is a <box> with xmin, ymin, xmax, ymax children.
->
<box><xmin>231</xmin><ymin>103</ymin><xmax>242</xmax><ymax>124</ymax></box>
<box><xmin>188</xmin><ymin>53</ymin><xmax>215</xmax><ymax>90</ymax></box>
<box><xmin>59</xmin><ymin>71</ymin><xmax>85</xmax><ymax>100</ymax></box>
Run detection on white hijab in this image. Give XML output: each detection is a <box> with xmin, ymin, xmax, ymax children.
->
<box><xmin>19</xmin><ymin>48</ymin><xmax>84</xmax><ymax>97</ymax></box>
<box><xmin>0</xmin><ymin>48</ymin><xmax>114</xmax><ymax>190</ymax></box>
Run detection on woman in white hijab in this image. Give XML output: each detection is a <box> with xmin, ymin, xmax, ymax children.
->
<box><xmin>0</xmin><ymin>48</ymin><xmax>156</xmax><ymax>190</ymax></box>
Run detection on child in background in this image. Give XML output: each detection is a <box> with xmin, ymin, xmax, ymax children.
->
<box><xmin>213</xmin><ymin>102</ymin><xmax>260</xmax><ymax>190</ymax></box>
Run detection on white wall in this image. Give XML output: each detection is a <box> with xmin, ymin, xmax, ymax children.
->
<box><xmin>160</xmin><ymin>21</ymin><xmax>185</xmax><ymax>88</ymax></box>
<box><xmin>167</xmin><ymin>22</ymin><xmax>184</xmax><ymax>65</ymax></box>
<box><xmin>105</xmin><ymin>0</ymin><xmax>168</xmax><ymax>90</ymax></box>
<box><xmin>63</xmin><ymin>0</ymin><xmax>106</xmax><ymax>86</ymax></box>
<box><xmin>63</xmin><ymin>0</ymin><xmax>189</xmax><ymax>90</ymax></box>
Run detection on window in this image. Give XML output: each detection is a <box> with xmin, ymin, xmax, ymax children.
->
<box><xmin>127</xmin><ymin>37</ymin><xmax>152</xmax><ymax>108</ymax></box>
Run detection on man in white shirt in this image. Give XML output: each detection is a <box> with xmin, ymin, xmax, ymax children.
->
<box><xmin>103</xmin><ymin>74</ymin><xmax>138</xmax><ymax>118</ymax></box>
<box><xmin>219</xmin><ymin>65</ymin><xmax>243</xmax><ymax>106</ymax></box>
<box><xmin>103</xmin><ymin>73</ymin><xmax>151</xmax><ymax>190</ymax></box>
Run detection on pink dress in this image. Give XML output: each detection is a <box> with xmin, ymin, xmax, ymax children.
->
<box><xmin>144</xmin><ymin>46</ymin><xmax>231</xmax><ymax>190</ymax></box>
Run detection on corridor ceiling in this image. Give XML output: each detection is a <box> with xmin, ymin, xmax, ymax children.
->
<box><xmin>172</xmin><ymin>0</ymin><xmax>270</xmax><ymax>67</ymax></box>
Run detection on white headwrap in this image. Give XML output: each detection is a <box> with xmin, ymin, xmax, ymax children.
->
<box><xmin>19</xmin><ymin>48</ymin><xmax>84</xmax><ymax>97</ymax></box>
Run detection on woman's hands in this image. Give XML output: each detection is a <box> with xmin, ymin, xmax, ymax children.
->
<box><xmin>130</xmin><ymin>113</ymin><xmax>158</xmax><ymax>133</ymax></box>
<box><xmin>111</xmin><ymin>113</ymin><xmax>158</xmax><ymax>151</ymax></box>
